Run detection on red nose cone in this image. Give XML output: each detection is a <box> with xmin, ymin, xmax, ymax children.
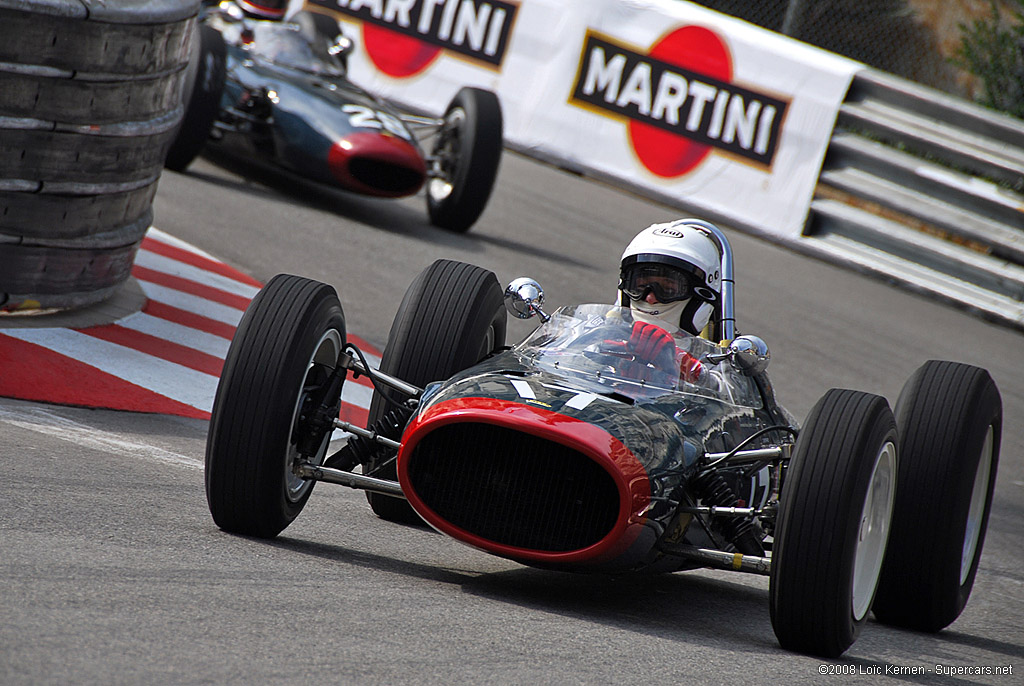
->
<box><xmin>327</xmin><ymin>133</ymin><xmax>426</xmax><ymax>198</ymax></box>
<box><xmin>397</xmin><ymin>397</ymin><xmax>651</xmax><ymax>567</ymax></box>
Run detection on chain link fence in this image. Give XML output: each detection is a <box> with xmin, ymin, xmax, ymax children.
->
<box><xmin>689</xmin><ymin>0</ymin><xmax>1020</xmax><ymax>104</ymax></box>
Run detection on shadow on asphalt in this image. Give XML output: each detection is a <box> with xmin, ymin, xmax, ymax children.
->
<box><xmin>177</xmin><ymin>150</ymin><xmax>592</xmax><ymax>269</ymax></box>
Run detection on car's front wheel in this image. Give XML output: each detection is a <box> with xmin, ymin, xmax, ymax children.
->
<box><xmin>364</xmin><ymin>259</ymin><xmax>507</xmax><ymax>523</ymax></box>
<box><xmin>770</xmin><ymin>389</ymin><xmax>898</xmax><ymax>657</ymax></box>
<box><xmin>205</xmin><ymin>274</ymin><xmax>347</xmax><ymax>538</ymax></box>
<box><xmin>426</xmin><ymin>87</ymin><xmax>503</xmax><ymax>233</ymax></box>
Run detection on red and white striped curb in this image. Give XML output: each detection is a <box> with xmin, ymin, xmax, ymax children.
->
<box><xmin>0</xmin><ymin>228</ymin><xmax>378</xmax><ymax>425</ymax></box>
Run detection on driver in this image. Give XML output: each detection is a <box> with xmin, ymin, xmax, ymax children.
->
<box><xmin>232</xmin><ymin>0</ymin><xmax>290</xmax><ymax>20</ymax></box>
<box><xmin>617</xmin><ymin>221</ymin><xmax>723</xmax><ymax>385</ymax></box>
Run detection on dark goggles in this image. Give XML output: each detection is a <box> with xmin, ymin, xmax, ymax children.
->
<box><xmin>238</xmin><ymin>0</ymin><xmax>288</xmax><ymax>16</ymax></box>
<box><xmin>620</xmin><ymin>263</ymin><xmax>693</xmax><ymax>303</ymax></box>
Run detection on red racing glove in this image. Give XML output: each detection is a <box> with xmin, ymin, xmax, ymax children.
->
<box><xmin>678</xmin><ymin>351</ymin><xmax>705</xmax><ymax>384</ymax></box>
<box><xmin>628</xmin><ymin>321</ymin><xmax>676</xmax><ymax>368</ymax></box>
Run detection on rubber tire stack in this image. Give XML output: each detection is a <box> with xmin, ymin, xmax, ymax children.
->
<box><xmin>0</xmin><ymin>0</ymin><xmax>200</xmax><ymax>312</ymax></box>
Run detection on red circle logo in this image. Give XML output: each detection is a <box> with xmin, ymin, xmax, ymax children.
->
<box><xmin>628</xmin><ymin>26</ymin><xmax>732</xmax><ymax>178</ymax></box>
<box><xmin>362</xmin><ymin>25</ymin><xmax>440</xmax><ymax>78</ymax></box>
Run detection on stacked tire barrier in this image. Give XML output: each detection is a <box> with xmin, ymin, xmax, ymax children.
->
<box><xmin>0</xmin><ymin>0</ymin><xmax>200</xmax><ymax>312</ymax></box>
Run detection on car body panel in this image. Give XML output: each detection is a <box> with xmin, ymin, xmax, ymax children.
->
<box><xmin>209</xmin><ymin>19</ymin><xmax>427</xmax><ymax>197</ymax></box>
<box><xmin>396</xmin><ymin>305</ymin><xmax>779</xmax><ymax>573</ymax></box>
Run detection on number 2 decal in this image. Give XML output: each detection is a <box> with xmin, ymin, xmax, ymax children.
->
<box><xmin>342</xmin><ymin>105</ymin><xmax>410</xmax><ymax>140</ymax></box>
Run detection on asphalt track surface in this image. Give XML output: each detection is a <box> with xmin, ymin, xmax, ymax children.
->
<box><xmin>2</xmin><ymin>151</ymin><xmax>1022</xmax><ymax>685</ymax></box>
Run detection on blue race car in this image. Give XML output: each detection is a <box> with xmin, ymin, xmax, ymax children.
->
<box><xmin>166</xmin><ymin>3</ymin><xmax>503</xmax><ymax>232</ymax></box>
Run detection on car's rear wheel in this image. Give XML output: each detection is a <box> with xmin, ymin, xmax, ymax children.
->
<box><xmin>206</xmin><ymin>274</ymin><xmax>346</xmax><ymax>538</ymax></box>
<box><xmin>426</xmin><ymin>87</ymin><xmax>503</xmax><ymax>233</ymax></box>
<box><xmin>365</xmin><ymin>259</ymin><xmax>506</xmax><ymax>523</ymax></box>
<box><xmin>770</xmin><ymin>389</ymin><xmax>898</xmax><ymax>658</ymax></box>
<box><xmin>872</xmin><ymin>361</ymin><xmax>1001</xmax><ymax>631</ymax></box>
<box><xmin>165</xmin><ymin>23</ymin><xmax>227</xmax><ymax>172</ymax></box>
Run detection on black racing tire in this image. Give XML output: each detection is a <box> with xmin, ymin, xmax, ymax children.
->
<box><xmin>872</xmin><ymin>361</ymin><xmax>1001</xmax><ymax>632</ymax></box>
<box><xmin>770</xmin><ymin>389</ymin><xmax>898</xmax><ymax>658</ymax></box>
<box><xmin>365</xmin><ymin>259</ymin><xmax>507</xmax><ymax>522</ymax></box>
<box><xmin>426</xmin><ymin>87</ymin><xmax>503</xmax><ymax>233</ymax></box>
<box><xmin>205</xmin><ymin>274</ymin><xmax>347</xmax><ymax>538</ymax></box>
<box><xmin>164</xmin><ymin>23</ymin><xmax>227</xmax><ymax>172</ymax></box>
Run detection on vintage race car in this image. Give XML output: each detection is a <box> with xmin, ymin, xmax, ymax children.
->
<box><xmin>204</xmin><ymin>219</ymin><xmax>1002</xmax><ymax>658</ymax></box>
<box><xmin>166</xmin><ymin>3</ymin><xmax>503</xmax><ymax>232</ymax></box>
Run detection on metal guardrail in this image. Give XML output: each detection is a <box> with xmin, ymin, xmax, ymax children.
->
<box><xmin>802</xmin><ymin>69</ymin><xmax>1024</xmax><ymax>331</ymax></box>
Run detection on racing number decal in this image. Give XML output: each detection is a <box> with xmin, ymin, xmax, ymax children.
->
<box><xmin>342</xmin><ymin>105</ymin><xmax>410</xmax><ymax>140</ymax></box>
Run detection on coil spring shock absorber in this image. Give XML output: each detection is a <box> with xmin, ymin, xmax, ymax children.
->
<box><xmin>692</xmin><ymin>469</ymin><xmax>765</xmax><ymax>556</ymax></box>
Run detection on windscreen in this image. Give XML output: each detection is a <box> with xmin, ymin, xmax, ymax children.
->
<box><xmin>246</xmin><ymin>22</ymin><xmax>343</xmax><ymax>75</ymax></box>
<box><xmin>513</xmin><ymin>304</ymin><xmax>762</xmax><ymax>408</ymax></box>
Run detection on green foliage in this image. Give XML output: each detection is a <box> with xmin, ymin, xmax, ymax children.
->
<box><xmin>954</xmin><ymin>0</ymin><xmax>1024</xmax><ymax>119</ymax></box>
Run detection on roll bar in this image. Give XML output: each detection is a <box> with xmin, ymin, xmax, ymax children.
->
<box><xmin>679</xmin><ymin>218</ymin><xmax>736</xmax><ymax>342</ymax></box>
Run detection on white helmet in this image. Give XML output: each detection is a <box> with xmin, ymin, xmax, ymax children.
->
<box><xmin>619</xmin><ymin>220</ymin><xmax>722</xmax><ymax>335</ymax></box>
<box><xmin>234</xmin><ymin>0</ymin><xmax>289</xmax><ymax>20</ymax></box>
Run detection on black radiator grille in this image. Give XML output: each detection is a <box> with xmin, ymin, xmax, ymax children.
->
<box><xmin>349</xmin><ymin>157</ymin><xmax>422</xmax><ymax>194</ymax></box>
<box><xmin>407</xmin><ymin>423</ymin><xmax>621</xmax><ymax>552</ymax></box>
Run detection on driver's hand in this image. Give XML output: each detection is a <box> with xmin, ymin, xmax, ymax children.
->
<box><xmin>679</xmin><ymin>351</ymin><xmax>705</xmax><ymax>384</ymax></box>
<box><xmin>628</xmin><ymin>321</ymin><xmax>676</xmax><ymax>368</ymax></box>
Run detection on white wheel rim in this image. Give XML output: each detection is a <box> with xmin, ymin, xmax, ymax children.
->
<box><xmin>285</xmin><ymin>328</ymin><xmax>343</xmax><ymax>501</ymax></box>
<box><xmin>852</xmin><ymin>440</ymin><xmax>897</xmax><ymax>621</ymax></box>
<box><xmin>427</xmin><ymin>107</ymin><xmax>467</xmax><ymax>203</ymax></box>
<box><xmin>428</xmin><ymin>177</ymin><xmax>454</xmax><ymax>202</ymax></box>
<box><xmin>961</xmin><ymin>425</ymin><xmax>994</xmax><ymax>584</ymax></box>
